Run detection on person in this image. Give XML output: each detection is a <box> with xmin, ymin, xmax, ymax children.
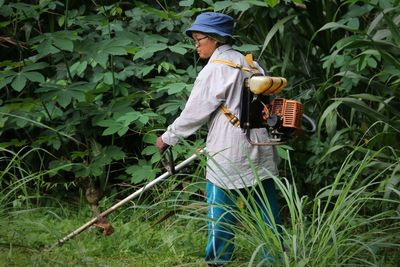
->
<box><xmin>155</xmin><ymin>12</ymin><xmax>282</xmax><ymax>266</ymax></box>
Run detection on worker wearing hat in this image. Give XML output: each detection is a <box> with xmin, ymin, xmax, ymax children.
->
<box><xmin>156</xmin><ymin>12</ymin><xmax>282</xmax><ymax>266</ymax></box>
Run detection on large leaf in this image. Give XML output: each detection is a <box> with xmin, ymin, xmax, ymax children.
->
<box><xmin>69</xmin><ymin>61</ymin><xmax>88</xmax><ymax>77</ymax></box>
<box><xmin>116</xmin><ymin>111</ymin><xmax>141</xmax><ymax>126</ymax></box>
<box><xmin>103</xmin><ymin>145</ymin><xmax>125</xmax><ymax>160</ymax></box>
<box><xmin>36</xmin><ymin>81</ymin><xmax>92</xmax><ymax>108</ymax></box>
<box><xmin>133</xmin><ymin>43</ymin><xmax>168</xmax><ymax>61</ymax></box>
<box><xmin>168</xmin><ymin>43</ymin><xmax>188</xmax><ymax>55</ymax></box>
<box><xmin>317</xmin><ymin>101</ymin><xmax>342</xmax><ymax>139</ymax></box>
<box><xmin>157</xmin><ymin>100</ymin><xmax>185</xmax><ymax>115</ymax></box>
<box><xmin>317</xmin><ymin>22</ymin><xmax>360</xmax><ymax>33</ymax></box>
<box><xmin>97</xmin><ymin>119</ymin><xmax>123</xmax><ymax>136</ymax></box>
<box><xmin>258</xmin><ymin>15</ymin><xmax>296</xmax><ymax>60</ymax></box>
<box><xmin>95</xmin><ymin>108</ymin><xmax>153</xmax><ymax>136</ymax></box>
<box><xmin>102</xmin><ymin>38</ymin><xmax>131</xmax><ymax>55</ymax></box>
<box><xmin>22</xmin><ymin>62</ymin><xmax>48</xmax><ymax>72</ymax></box>
<box><xmin>234</xmin><ymin>44</ymin><xmax>261</xmax><ymax>53</ymax></box>
<box><xmin>11</xmin><ymin>74</ymin><xmax>27</xmax><ymax>92</ymax></box>
<box><xmin>126</xmin><ymin>160</ymin><xmax>160</xmax><ymax>184</ymax></box>
<box><xmin>382</xmin><ymin>7</ymin><xmax>400</xmax><ymax>45</ymax></box>
<box><xmin>213</xmin><ymin>1</ymin><xmax>231</xmax><ymax>11</ymax></box>
<box><xmin>179</xmin><ymin>0</ymin><xmax>194</xmax><ymax>6</ymax></box>
<box><xmin>23</xmin><ymin>72</ymin><xmax>45</xmax><ymax>83</ymax></box>
<box><xmin>332</xmin><ymin>97</ymin><xmax>389</xmax><ymax>122</ymax></box>
<box><xmin>30</xmin><ymin>31</ymin><xmax>79</xmax><ymax>55</ymax></box>
<box><xmin>0</xmin><ymin>76</ymin><xmax>14</xmax><ymax>90</ymax></box>
<box><xmin>88</xmin><ymin>145</ymin><xmax>126</xmax><ymax>176</ymax></box>
<box><xmin>157</xmin><ymin>82</ymin><xmax>189</xmax><ymax>95</ymax></box>
<box><xmin>265</xmin><ymin>0</ymin><xmax>280</xmax><ymax>7</ymax></box>
<box><xmin>88</xmin><ymin>37</ymin><xmax>132</xmax><ymax>67</ymax></box>
<box><xmin>0</xmin><ymin>62</ymin><xmax>47</xmax><ymax>91</ymax></box>
<box><xmin>334</xmin><ymin>71</ymin><xmax>388</xmax><ymax>91</ymax></box>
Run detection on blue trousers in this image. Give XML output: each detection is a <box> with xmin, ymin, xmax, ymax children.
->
<box><xmin>205</xmin><ymin>178</ymin><xmax>282</xmax><ymax>264</ymax></box>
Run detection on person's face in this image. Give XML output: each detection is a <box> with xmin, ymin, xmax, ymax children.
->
<box><xmin>192</xmin><ymin>32</ymin><xmax>218</xmax><ymax>59</ymax></box>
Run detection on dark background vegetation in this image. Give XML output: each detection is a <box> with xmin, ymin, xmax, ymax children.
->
<box><xmin>0</xmin><ymin>0</ymin><xmax>399</xmax><ymax>266</ymax></box>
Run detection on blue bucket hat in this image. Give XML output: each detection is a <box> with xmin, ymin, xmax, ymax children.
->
<box><xmin>185</xmin><ymin>12</ymin><xmax>234</xmax><ymax>40</ymax></box>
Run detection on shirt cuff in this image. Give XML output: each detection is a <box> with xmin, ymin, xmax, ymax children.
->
<box><xmin>161</xmin><ymin>127</ymin><xmax>181</xmax><ymax>146</ymax></box>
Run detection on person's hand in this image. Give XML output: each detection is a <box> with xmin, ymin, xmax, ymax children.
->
<box><xmin>156</xmin><ymin>136</ymin><xmax>169</xmax><ymax>153</ymax></box>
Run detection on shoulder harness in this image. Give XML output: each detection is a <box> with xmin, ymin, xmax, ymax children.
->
<box><xmin>210</xmin><ymin>54</ymin><xmax>260</xmax><ymax>127</ymax></box>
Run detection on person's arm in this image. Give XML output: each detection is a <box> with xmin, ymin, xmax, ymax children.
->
<box><xmin>156</xmin><ymin>66</ymin><xmax>226</xmax><ymax>151</ymax></box>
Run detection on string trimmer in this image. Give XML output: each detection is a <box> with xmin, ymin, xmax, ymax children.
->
<box><xmin>49</xmin><ymin>148</ymin><xmax>204</xmax><ymax>249</ymax></box>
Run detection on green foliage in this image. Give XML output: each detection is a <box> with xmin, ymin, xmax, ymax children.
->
<box><xmin>1</xmin><ymin>0</ymin><xmax>312</xmax><ymax>194</ymax></box>
<box><xmin>0</xmin><ymin>1</ymin><xmax>199</xmax><ymax>194</ymax></box>
<box><xmin>0</xmin><ymin>62</ymin><xmax>47</xmax><ymax>91</ymax></box>
<box><xmin>225</xmin><ymin>143</ymin><xmax>400</xmax><ymax>266</ymax></box>
<box><xmin>0</xmin><ymin>206</ymin><xmax>208</xmax><ymax>267</ymax></box>
<box><xmin>303</xmin><ymin>0</ymin><xmax>400</xmax><ymax>186</ymax></box>
<box><xmin>0</xmin><ymin>0</ymin><xmax>399</xmax><ymax>265</ymax></box>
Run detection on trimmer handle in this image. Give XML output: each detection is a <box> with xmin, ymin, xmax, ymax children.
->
<box><xmin>161</xmin><ymin>147</ymin><xmax>175</xmax><ymax>175</ymax></box>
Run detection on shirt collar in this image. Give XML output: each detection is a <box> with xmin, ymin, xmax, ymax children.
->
<box><xmin>210</xmin><ymin>44</ymin><xmax>232</xmax><ymax>60</ymax></box>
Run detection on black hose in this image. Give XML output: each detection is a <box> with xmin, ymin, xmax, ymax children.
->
<box><xmin>302</xmin><ymin>113</ymin><xmax>316</xmax><ymax>133</ymax></box>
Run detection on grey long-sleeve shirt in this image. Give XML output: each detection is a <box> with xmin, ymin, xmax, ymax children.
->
<box><xmin>161</xmin><ymin>44</ymin><xmax>278</xmax><ymax>189</ymax></box>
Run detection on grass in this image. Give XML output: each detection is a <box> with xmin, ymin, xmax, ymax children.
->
<box><xmin>0</xmin><ymin>146</ymin><xmax>250</xmax><ymax>267</ymax></box>
<box><xmin>210</xmin><ymin>145</ymin><xmax>400</xmax><ymax>267</ymax></box>
<box><xmin>1</xmin><ymin>144</ymin><xmax>400</xmax><ymax>266</ymax></box>
<box><xmin>0</xmin><ymin>205</ymin><xmax>209</xmax><ymax>267</ymax></box>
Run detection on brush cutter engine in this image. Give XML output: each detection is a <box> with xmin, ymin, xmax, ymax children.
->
<box><xmin>240</xmin><ymin>74</ymin><xmax>304</xmax><ymax>145</ymax></box>
<box><xmin>211</xmin><ymin>54</ymin><xmax>315</xmax><ymax>146</ymax></box>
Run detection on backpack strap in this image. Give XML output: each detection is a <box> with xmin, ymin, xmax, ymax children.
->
<box><xmin>210</xmin><ymin>53</ymin><xmax>261</xmax><ymax>74</ymax></box>
<box><xmin>219</xmin><ymin>104</ymin><xmax>240</xmax><ymax>127</ymax></box>
<box><xmin>211</xmin><ymin>54</ymin><xmax>260</xmax><ymax>127</ymax></box>
<box><xmin>210</xmin><ymin>59</ymin><xmax>254</xmax><ymax>73</ymax></box>
<box><xmin>244</xmin><ymin>53</ymin><xmax>259</xmax><ymax>70</ymax></box>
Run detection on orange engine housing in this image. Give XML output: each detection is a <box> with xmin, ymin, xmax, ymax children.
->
<box><xmin>271</xmin><ymin>98</ymin><xmax>303</xmax><ymax>130</ymax></box>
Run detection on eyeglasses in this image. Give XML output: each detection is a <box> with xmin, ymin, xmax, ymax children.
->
<box><xmin>193</xmin><ymin>36</ymin><xmax>208</xmax><ymax>46</ymax></box>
